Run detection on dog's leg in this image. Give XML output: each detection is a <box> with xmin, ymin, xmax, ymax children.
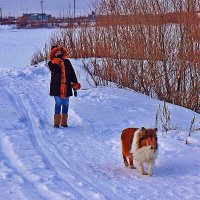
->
<box><xmin>129</xmin><ymin>154</ymin><xmax>136</xmax><ymax>169</ymax></box>
<box><xmin>148</xmin><ymin>160</ymin><xmax>153</xmax><ymax>176</ymax></box>
<box><xmin>123</xmin><ymin>154</ymin><xmax>129</xmax><ymax>167</ymax></box>
<box><xmin>138</xmin><ymin>162</ymin><xmax>147</xmax><ymax>175</ymax></box>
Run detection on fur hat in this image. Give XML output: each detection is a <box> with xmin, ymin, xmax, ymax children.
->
<box><xmin>49</xmin><ymin>46</ymin><xmax>68</xmax><ymax>60</ymax></box>
<box><xmin>51</xmin><ymin>45</ymin><xmax>59</xmax><ymax>50</ymax></box>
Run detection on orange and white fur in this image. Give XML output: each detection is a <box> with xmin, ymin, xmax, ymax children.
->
<box><xmin>121</xmin><ymin>127</ymin><xmax>158</xmax><ymax>176</ymax></box>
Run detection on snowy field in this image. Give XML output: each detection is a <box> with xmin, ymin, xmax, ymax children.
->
<box><xmin>0</xmin><ymin>25</ymin><xmax>53</xmax><ymax>68</ymax></box>
<box><xmin>0</xmin><ymin>26</ymin><xmax>200</xmax><ymax>200</ymax></box>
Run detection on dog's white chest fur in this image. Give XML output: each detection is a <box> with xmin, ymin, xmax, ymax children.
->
<box><xmin>132</xmin><ymin>147</ymin><xmax>156</xmax><ymax>176</ymax></box>
<box><xmin>133</xmin><ymin>147</ymin><xmax>156</xmax><ymax>163</ymax></box>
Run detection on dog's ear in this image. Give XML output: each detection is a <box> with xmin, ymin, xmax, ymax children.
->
<box><xmin>141</xmin><ymin>127</ymin><xmax>148</xmax><ymax>134</ymax></box>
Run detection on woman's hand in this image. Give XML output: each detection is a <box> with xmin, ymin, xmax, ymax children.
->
<box><xmin>71</xmin><ymin>83</ymin><xmax>81</xmax><ymax>90</ymax></box>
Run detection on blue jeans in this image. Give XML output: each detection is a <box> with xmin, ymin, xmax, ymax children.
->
<box><xmin>54</xmin><ymin>96</ymin><xmax>69</xmax><ymax>114</ymax></box>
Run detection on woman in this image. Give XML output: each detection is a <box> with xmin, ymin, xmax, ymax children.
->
<box><xmin>48</xmin><ymin>46</ymin><xmax>81</xmax><ymax>127</ymax></box>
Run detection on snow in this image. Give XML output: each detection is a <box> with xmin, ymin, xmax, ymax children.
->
<box><xmin>0</xmin><ymin>26</ymin><xmax>53</xmax><ymax>68</ymax></box>
<box><xmin>0</xmin><ymin>27</ymin><xmax>200</xmax><ymax>200</ymax></box>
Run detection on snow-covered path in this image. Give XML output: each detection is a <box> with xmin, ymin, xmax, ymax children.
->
<box><xmin>0</xmin><ymin>61</ymin><xmax>200</xmax><ymax>200</ymax></box>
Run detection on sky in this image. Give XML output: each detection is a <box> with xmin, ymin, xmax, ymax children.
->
<box><xmin>0</xmin><ymin>0</ymin><xmax>94</xmax><ymax>18</ymax></box>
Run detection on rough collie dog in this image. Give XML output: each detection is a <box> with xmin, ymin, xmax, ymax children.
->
<box><xmin>121</xmin><ymin>127</ymin><xmax>158</xmax><ymax>176</ymax></box>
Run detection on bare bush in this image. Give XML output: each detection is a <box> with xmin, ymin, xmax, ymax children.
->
<box><xmin>155</xmin><ymin>102</ymin><xmax>176</xmax><ymax>133</ymax></box>
<box><xmin>32</xmin><ymin>0</ymin><xmax>200</xmax><ymax>113</ymax></box>
<box><xmin>31</xmin><ymin>43</ymin><xmax>50</xmax><ymax>65</ymax></box>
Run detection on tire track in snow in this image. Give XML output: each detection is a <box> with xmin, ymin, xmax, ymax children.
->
<box><xmin>1</xmin><ymin>135</ymin><xmax>62</xmax><ymax>200</ymax></box>
<box><xmin>3</xmin><ymin>70</ymin><xmax>117</xmax><ymax>200</ymax></box>
<box><xmin>3</xmin><ymin>85</ymin><xmax>79</xmax><ymax>200</ymax></box>
<box><xmin>0</xmin><ymin>146</ymin><xmax>41</xmax><ymax>200</ymax></box>
<box><xmin>0</xmin><ymin>80</ymin><xmax>45</xmax><ymax>200</ymax></box>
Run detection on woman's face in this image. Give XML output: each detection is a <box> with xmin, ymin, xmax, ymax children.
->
<box><xmin>55</xmin><ymin>51</ymin><xmax>62</xmax><ymax>57</ymax></box>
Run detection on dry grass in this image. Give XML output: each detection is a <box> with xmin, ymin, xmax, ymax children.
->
<box><xmin>32</xmin><ymin>0</ymin><xmax>200</xmax><ymax>113</ymax></box>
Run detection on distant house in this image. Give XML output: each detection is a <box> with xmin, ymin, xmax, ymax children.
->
<box><xmin>22</xmin><ymin>13</ymin><xmax>51</xmax><ymax>21</ymax></box>
<box><xmin>17</xmin><ymin>13</ymin><xmax>52</xmax><ymax>28</ymax></box>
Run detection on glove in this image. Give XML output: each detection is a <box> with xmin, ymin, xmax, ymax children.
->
<box><xmin>71</xmin><ymin>83</ymin><xmax>81</xmax><ymax>90</ymax></box>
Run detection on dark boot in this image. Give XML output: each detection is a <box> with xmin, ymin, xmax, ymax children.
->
<box><xmin>54</xmin><ymin>114</ymin><xmax>61</xmax><ymax>128</ymax></box>
<box><xmin>61</xmin><ymin>114</ymin><xmax>68</xmax><ymax>127</ymax></box>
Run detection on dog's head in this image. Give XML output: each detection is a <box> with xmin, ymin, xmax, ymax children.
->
<box><xmin>140</xmin><ymin>128</ymin><xmax>158</xmax><ymax>152</ymax></box>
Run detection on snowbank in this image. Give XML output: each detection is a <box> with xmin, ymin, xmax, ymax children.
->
<box><xmin>0</xmin><ymin>59</ymin><xmax>199</xmax><ymax>200</ymax></box>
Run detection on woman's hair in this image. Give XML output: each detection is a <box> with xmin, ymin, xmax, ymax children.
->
<box><xmin>51</xmin><ymin>45</ymin><xmax>59</xmax><ymax>50</ymax></box>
